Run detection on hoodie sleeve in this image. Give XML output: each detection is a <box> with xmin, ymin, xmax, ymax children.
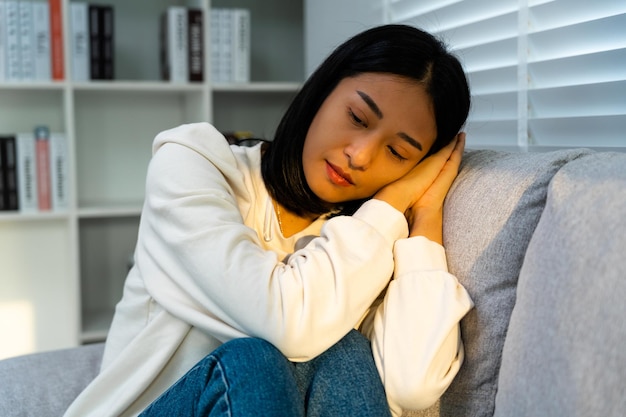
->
<box><xmin>361</xmin><ymin>235</ymin><xmax>473</xmax><ymax>416</ymax></box>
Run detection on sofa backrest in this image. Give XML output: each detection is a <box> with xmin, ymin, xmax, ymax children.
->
<box><xmin>494</xmin><ymin>152</ymin><xmax>626</xmax><ymax>417</ymax></box>
<box><xmin>405</xmin><ymin>147</ymin><xmax>593</xmax><ymax>417</ymax></box>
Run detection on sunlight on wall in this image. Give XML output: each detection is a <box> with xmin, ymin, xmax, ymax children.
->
<box><xmin>0</xmin><ymin>301</ymin><xmax>35</xmax><ymax>360</ymax></box>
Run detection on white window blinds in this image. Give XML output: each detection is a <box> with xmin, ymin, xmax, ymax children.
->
<box><xmin>386</xmin><ymin>0</ymin><xmax>626</xmax><ymax>151</ymax></box>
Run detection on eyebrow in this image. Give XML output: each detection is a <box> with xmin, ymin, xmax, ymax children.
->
<box><xmin>357</xmin><ymin>90</ymin><xmax>383</xmax><ymax>119</ymax></box>
<box><xmin>356</xmin><ymin>90</ymin><xmax>423</xmax><ymax>152</ymax></box>
<box><xmin>398</xmin><ymin>132</ymin><xmax>423</xmax><ymax>151</ymax></box>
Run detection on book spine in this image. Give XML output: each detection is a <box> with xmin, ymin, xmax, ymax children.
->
<box><xmin>219</xmin><ymin>9</ymin><xmax>232</xmax><ymax>83</ymax></box>
<box><xmin>88</xmin><ymin>4</ymin><xmax>100</xmax><ymax>80</ymax></box>
<box><xmin>16</xmin><ymin>132</ymin><xmax>38</xmax><ymax>212</ymax></box>
<box><xmin>5</xmin><ymin>0</ymin><xmax>20</xmax><ymax>81</ymax></box>
<box><xmin>48</xmin><ymin>0</ymin><xmax>64</xmax><ymax>80</ymax></box>
<box><xmin>49</xmin><ymin>132</ymin><xmax>68</xmax><ymax>211</ymax></box>
<box><xmin>34</xmin><ymin>125</ymin><xmax>51</xmax><ymax>211</ymax></box>
<box><xmin>0</xmin><ymin>136</ymin><xmax>19</xmax><ymax>211</ymax></box>
<box><xmin>210</xmin><ymin>8</ymin><xmax>220</xmax><ymax>83</ymax></box>
<box><xmin>70</xmin><ymin>1</ymin><xmax>88</xmax><ymax>81</ymax></box>
<box><xmin>167</xmin><ymin>6</ymin><xmax>187</xmax><ymax>83</ymax></box>
<box><xmin>100</xmin><ymin>5</ymin><xmax>113</xmax><ymax>80</ymax></box>
<box><xmin>32</xmin><ymin>0</ymin><xmax>51</xmax><ymax>80</ymax></box>
<box><xmin>18</xmin><ymin>0</ymin><xmax>34</xmax><ymax>81</ymax></box>
<box><xmin>187</xmin><ymin>8</ymin><xmax>203</xmax><ymax>82</ymax></box>
<box><xmin>231</xmin><ymin>9</ymin><xmax>250</xmax><ymax>83</ymax></box>
<box><xmin>0</xmin><ymin>137</ymin><xmax>5</xmax><ymax>210</ymax></box>
<box><xmin>159</xmin><ymin>11</ymin><xmax>168</xmax><ymax>80</ymax></box>
<box><xmin>0</xmin><ymin>0</ymin><xmax>5</xmax><ymax>81</ymax></box>
<box><xmin>0</xmin><ymin>136</ymin><xmax>18</xmax><ymax>211</ymax></box>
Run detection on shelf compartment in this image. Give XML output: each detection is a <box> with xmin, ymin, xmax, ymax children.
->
<box><xmin>73</xmin><ymin>89</ymin><xmax>202</xmax><ymax>207</ymax></box>
<box><xmin>81</xmin><ymin>309</ymin><xmax>115</xmax><ymax>344</ymax></box>
<box><xmin>213</xmin><ymin>89</ymin><xmax>298</xmax><ymax>139</ymax></box>
<box><xmin>0</xmin><ymin>89</ymin><xmax>66</xmax><ymax>134</ymax></box>
<box><xmin>212</xmin><ymin>0</ymin><xmax>304</xmax><ymax>82</ymax></box>
<box><xmin>79</xmin><ymin>216</ymin><xmax>140</xmax><ymax>341</ymax></box>
<box><xmin>0</xmin><ymin>220</ymin><xmax>78</xmax><ymax>357</ymax></box>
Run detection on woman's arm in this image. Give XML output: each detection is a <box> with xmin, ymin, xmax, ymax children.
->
<box><xmin>363</xmin><ymin>134</ymin><xmax>474</xmax><ymax>413</ymax></box>
<box><xmin>362</xmin><ymin>237</ymin><xmax>473</xmax><ymax>414</ymax></box>
<box><xmin>137</xmin><ymin>123</ymin><xmax>407</xmax><ymax>360</ymax></box>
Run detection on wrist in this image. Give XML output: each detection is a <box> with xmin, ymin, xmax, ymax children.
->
<box><xmin>408</xmin><ymin>209</ymin><xmax>443</xmax><ymax>244</ymax></box>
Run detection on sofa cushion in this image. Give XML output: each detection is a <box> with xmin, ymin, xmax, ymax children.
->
<box><xmin>404</xmin><ymin>147</ymin><xmax>591</xmax><ymax>417</ymax></box>
<box><xmin>494</xmin><ymin>152</ymin><xmax>626</xmax><ymax>417</ymax></box>
<box><xmin>0</xmin><ymin>343</ymin><xmax>104</xmax><ymax>417</ymax></box>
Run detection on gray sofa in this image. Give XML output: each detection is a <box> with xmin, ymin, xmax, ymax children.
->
<box><xmin>1</xmin><ymin>148</ymin><xmax>625</xmax><ymax>417</ymax></box>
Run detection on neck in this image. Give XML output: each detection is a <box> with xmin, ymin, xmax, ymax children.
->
<box><xmin>274</xmin><ymin>200</ymin><xmax>318</xmax><ymax>238</ymax></box>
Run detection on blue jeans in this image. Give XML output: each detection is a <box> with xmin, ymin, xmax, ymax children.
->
<box><xmin>139</xmin><ymin>329</ymin><xmax>392</xmax><ymax>417</ymax></box>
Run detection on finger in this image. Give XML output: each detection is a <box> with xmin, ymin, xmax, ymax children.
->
<box><xmin>410</xmin><ymin>135</ymin><xmax>460</xmax><ymax>178</ymax></box>
<box><xmin>435</xmin><ymin>134</ymin><xmax>460</xmax><ymax>159</ymax></box>
<box><xmin>422</xmin><ymin>133</ymin><xmax>466</xmax><ymax>194</ymax></box>
<box><xmin>453</xmin><ymin>132</ymin><xmax>466</xmax><ymax>156</ymax></box>
<box><xmin>447</xmin><ymin>132</ymin><xmax>466</xmax><ymax>166</ymax></box>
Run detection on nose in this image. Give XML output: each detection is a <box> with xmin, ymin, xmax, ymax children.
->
<box><xmin>344</xmin><ymin>135</ymin><xmax>377</xmax><ymax>170</ymax></box>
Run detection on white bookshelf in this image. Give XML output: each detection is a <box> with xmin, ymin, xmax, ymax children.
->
<box><xmin>0</xmin><ymin>0</ymin><xmax>303</xmax><ymax>357</ymax></box>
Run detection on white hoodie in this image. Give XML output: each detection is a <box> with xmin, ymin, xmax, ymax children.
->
<box><xmin>64</xmin><ymin>123</ymin><xmax>473</xmax><ymax>417</ymax></box>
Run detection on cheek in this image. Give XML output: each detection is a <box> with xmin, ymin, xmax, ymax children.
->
<box><xmin>301</xmin><ymin>137</ymin><xmax>322</xmax><ymax>189</ymax></box>
<box><xmin>367</xmin><ymin>165</ymin><xmax>415</xmax><ymax>191</ymax></box>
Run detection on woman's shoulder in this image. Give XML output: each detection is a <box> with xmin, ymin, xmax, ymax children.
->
<box><xmin>152</xmin><ymin>122</ymin><xmax>235</xmax><ymax>164</ymax></box>
<box><xmin>149</xmin><ymin>123</ymin><xmax>263</xmax><ymax>199</ymax></box>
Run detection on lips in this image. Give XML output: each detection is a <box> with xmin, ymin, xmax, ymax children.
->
<box><xmin>326</xmin><ymin>161</ymin><xmax>354</xmax><ymax>187</ymax></box>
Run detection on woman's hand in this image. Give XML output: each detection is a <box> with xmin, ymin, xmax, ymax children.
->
<box><xmin>374</xmin><ymin>133</ymin><xmax>466</xmax><ymax>244</ymax></box>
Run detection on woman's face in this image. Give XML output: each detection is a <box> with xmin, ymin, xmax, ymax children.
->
<box><xmin>303</xmin><ymin>73</ymin><xmax>438</xmax><ymax>204</ymax></box>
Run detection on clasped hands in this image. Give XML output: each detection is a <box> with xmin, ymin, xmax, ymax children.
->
<box><xmin>374</xmin><ymin>133</ymin><xmax>466</xmax><ymax>244</ymax></box>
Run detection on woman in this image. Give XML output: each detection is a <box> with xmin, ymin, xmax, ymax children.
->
<box><xmin>65</xmin><ymin>25</ymin><xmax>473</xmax><ymax>417</ymax></box>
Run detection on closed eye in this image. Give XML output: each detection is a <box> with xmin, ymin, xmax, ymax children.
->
<box><xmin>388</xmin><ymin>146</ymin><xmax>408</xmax><ymax>161</ymax></box>
<box><xmin>348</xmin><ymin>109</ymin><xmax>367</xmax><ymax>128</ymax></box>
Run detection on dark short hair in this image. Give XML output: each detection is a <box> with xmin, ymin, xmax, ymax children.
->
<box><xmin>262</xmin><ymin>24</ymin><xmax>471</xmax><ymax>216</ymax></box>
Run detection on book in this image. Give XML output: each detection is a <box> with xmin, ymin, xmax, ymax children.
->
<box><xmin>34</xmin><ymin>125</ymin><xmax>51</xmax><ymax>211</ymax></box>
<box><xmin>231</xmin><ymin>9</ymin><xmax>250</xmax><ymax>83</ymax></box>
<box><xmin>218</xmin><ymin>8</ymin><xmax>232</xmax><ymax>83</ymax></box>
<box><xmin>0</xmin><ymin>136</ymin><xmax>18</xmax><ymax>211</ymax></box>
<box><xmin>209</xmin><ymin>9</ymin><xmax>220</xmax><ymax>83</ymax></box>
<box><xmin>161</xmin><ymin>6</ymin><xmax>188</xmax><ymax>83</ymax></box>
<box><xmin>18</xmin><ymin>0</ymin><xmax>34</xmax><ymax>80</ymax></box>
<box><xmin>86</xmin><ymin>4</ymin><xmax>114</xmax><ymax>80</ymax></box>
<box><xmin>49</xmin><ymin>132</ymin><xmax>68</xmax><ymax>211</ymax></box>
<box><xmin>210</xmin><ymin>8</ymin><xmax>250</xmax><ymax>84</ymax></box>
<box><xmin>187</xmin><ymin>8</ymin><xmax>203</xmax><ymax>82</ymax></box>
<box><xmin>0</xmin><ymin>136</ymin><xmax>5</xmax><ymax>210</ymax></box>
<box><xmin>5</xmin><ymin>0</ymin><xmax>20</xmax><ymax>81</ymax></box>
<box><xmin>100</xmin><ymin>5</ymin><xmax>113</xmax><ymax>80</ymax></box>
<box><xmin>49</xmin><ymin>0</ymin><xmax>64</xmax><ymax>80</ymax></box>
<box><xmin>88</xmin><ymin>4</ymin><xmax>100</xmax><ymax>79</ymax></box>
<box><xmin>0</xmin><ymin>0</ymin><xmax>5</xmax><ymax>81</ymax></box>
<box><xmin>16</xmin><ymin>132</ymin><xmax>38</xmax><ymax>212</ymax></box>
<box><xmin>32</xmin><ymin>0</ymin><xmax>51</xmax><ymax>81</ymax></box>
<box><xmin>70</xmin><ymin>1</ymin><xmax>89</xmax><ymax>81</ymax></box>
<box><xmin>5</xmin><ymin>136</ymin><xmax>18</xmax><ymax>210</ymax></box>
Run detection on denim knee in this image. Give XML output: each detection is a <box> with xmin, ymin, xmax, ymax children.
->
<box><xmin>206</xmin><ymin>337</ymin><xmax>304</xmax><ymax>416</ymax></box>
<box><xmin>294</xmin><ymin>330</ymin><xmax>392</xmax><ymax>417</ymax></box>
<box><xmin>141</xmin><ymin>338</ymin><xmax>304</xmax><ymax>417</ymax></box>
